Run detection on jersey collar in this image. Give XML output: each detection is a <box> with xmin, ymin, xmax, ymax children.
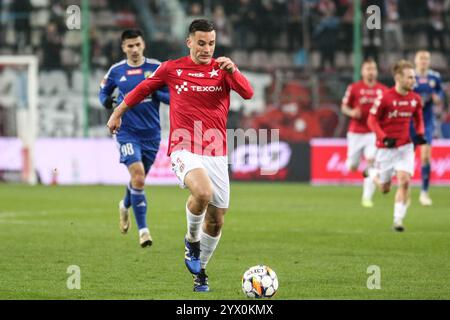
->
<box><xmin>127</xmin><ymin>57</ymin><xmax>146</xmax><ymax>68</ymax></box>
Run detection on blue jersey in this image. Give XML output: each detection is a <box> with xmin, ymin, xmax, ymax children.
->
<box><xmin>414</xmin><ymin>69</ymin><xmax>443</xmax><ymax>126</ymax></box>
<box><xmin>99</xmin><ymin>58</ymin><xmax>170</xmax><ymax>141</ymax></box>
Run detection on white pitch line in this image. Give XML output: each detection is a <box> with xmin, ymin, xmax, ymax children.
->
<box><xmin>0</xmin><ymin>211</ymin><xmax>49</xmax><ymax>218</ymax></box>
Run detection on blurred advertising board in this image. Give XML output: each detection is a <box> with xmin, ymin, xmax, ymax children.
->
<box><xmin>230</xmin><ymin>142</ymin><xmax>310</xmax><ymax>182</ymax></box>
<box><xmin>0</xmin><ymin>138</ymin><xmax>177</xmax><ymax>185</ymax></box>
<box><xmin>311</xmin><ymin>138</ymin><xmax>450</xmax><ymax>185</ymax></box>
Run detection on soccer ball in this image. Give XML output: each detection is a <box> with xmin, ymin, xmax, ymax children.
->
<box><xmin>241</xmin><ymin>265</ymin><xmax>278</xmax><ymax>298</ymax></box>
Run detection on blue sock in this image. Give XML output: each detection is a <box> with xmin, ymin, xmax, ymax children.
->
<box><xmin>421</xmin><ymin>163</ymin><xmax>431</xmax><ymax>192</ymax></box>
<box><xmin>130</xmin><ymin>187</ymin><xmax>147</xmax><ymax>230</ymax></box>
<box><xmin>123</xmin><ymin>183</ymin><xmax>131</xmax><ymax>209</ymax></box>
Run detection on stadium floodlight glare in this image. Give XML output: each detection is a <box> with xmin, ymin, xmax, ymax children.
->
<box><xmin>0</xmin><ymin>55</ymin><xmax>38</xmax><ymax>185</ymax></box>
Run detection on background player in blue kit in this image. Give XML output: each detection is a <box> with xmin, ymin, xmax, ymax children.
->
<box><xmin>411</xmin><ymin>50</ymin><xmax>443</xmax><ymax>206</ymax></box>
<box><xmin>99</xmin><ymin>29</ymin><xmax>169</xmax><ymax>247</ymax></box>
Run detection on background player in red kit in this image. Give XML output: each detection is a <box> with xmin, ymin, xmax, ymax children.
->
<box><xmin>367</xmin><ymin>60</ymin><xmax>427</xmax><ymax>232</ymax></box>
<box><xmin>107</xmin><ymin>19</ymin><xmax>254</xmax><ymax>292</ymax></box>
<box><xmin>341</xmin><ymin>58</ymin><xmax>387</xmax><ymax>208</ymax></box>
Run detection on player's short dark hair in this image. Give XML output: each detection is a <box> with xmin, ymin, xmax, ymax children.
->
<box><xmin>362</xmin><ymin>58</ymin><xmax>377</xmax><ymax>66</ymax></box>
<box><xmin>392</xmin><ymin>60</ymin><xmax>414</xmax><ymax>76</ymax></box>
<box><xmin>121</xmin><ymin>29</ymin><xmax>144</xmax><ymax>42</ymax></box>
<box><xmin>189</xmin><ymin>19</ymin><xmax>216</xmax><ymax>35</ymax></box>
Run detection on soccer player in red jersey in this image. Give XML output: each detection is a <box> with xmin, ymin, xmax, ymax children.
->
<box><xmin>367</xmin><ymin>60</ymin><xmax>427</xmax><ymax>232</ymax></box>
<box><xmin>341</xmin><ymin>58</ymin><xmax>388</xmax><ymax>208</ymax></box>
<box><xmin>107</xmin><ymin>19</ymin><xmax>254</xmax><ymax>291</ymax></box>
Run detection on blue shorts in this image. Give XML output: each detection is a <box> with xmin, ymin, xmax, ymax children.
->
<box><xmin>116</xmin><ymin>132</ymin><xmax>160</xmax><ymax>174</ymax></box>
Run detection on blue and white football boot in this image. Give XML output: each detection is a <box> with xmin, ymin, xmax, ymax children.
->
<box><xmin>184</xmin><ymin>238</ymin><xmax>201</xmax><ymax>275</ymax></box>
<box><xmin>193</xmin><ymin>269</ymin><xmax>209</xmax><ymax>292</ymax></box>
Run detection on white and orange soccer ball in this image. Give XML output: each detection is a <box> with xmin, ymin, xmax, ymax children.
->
<box><xmin>241</xmin><ymin>265</ymin><xmax>278</xmax><ymax>298</ymax></box>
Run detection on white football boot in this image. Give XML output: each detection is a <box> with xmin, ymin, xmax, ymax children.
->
<box><xmin>139</xmin><ymin>230</ymin><xmax>152</xmax><ymax>248</ymax></box>
<box><xmin>419</xmin><ymin>192</ymin><xmax>432</xmax><ymax>206</ymax></box>
<box><xmin>119</xmin><ymin>200</ymin><xmax>131</xmax><ymax>234</ymax></box>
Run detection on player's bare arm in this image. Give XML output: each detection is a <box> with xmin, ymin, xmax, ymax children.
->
<box><xmin>341</xmin><ymin>104</ymin><xmax>361</xmax><ymax>119</ymax></box>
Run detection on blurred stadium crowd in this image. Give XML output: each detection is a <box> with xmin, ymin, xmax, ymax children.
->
<box><xmin>0</xmin><ymin>0</ymin><xmax>450</xmax><ymax>140</ymax></box>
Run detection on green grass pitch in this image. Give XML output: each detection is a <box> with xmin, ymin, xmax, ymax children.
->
<box><xmin>0</xmin><ymin>183</ymin><xmax>449</xmax><ymax>300</ymax></box>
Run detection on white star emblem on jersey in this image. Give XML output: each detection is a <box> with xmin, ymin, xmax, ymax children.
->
<box><xmin>411</xmin><ymin>99</ymin><xmax>417</xmax><ymax>107</ymax></box>
<box><xmin>208</xmin><ymin>68</ymin><xmax>219</xmax><ymax>78</ymax></box>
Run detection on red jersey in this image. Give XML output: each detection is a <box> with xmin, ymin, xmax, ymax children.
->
<box><xmin>124</xmin><ymin>56</ymin><xmax>254</xmax><ymax>156</ymax></box>
<box><xmin>342</xmin><ymin>81</ymin><xmax>387</xmax><ymax>133</ymax></box>
<box><xmin>368</xmin><ymin>87</ymin><xmax>424</xmax><ymax>148</ymax></box>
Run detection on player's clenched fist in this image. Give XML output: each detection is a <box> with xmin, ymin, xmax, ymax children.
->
<box><xmin>414</xmin><ymin>134</ymin><xmax>427</xmax><ymax>146</ymax></box>
<box><xmin>107</xmin><ymin>102</ymin><xmax>129</xmax><ymax>134</ymax></box>
<box><xmin>383</xmin><ymin>137</ymin><xmax>396</xmax><ymax>148</ymax></box>
<box><xmin>107</xmin><ymin>111</ymin><xmax>122</xmax><ymax>134</ymax></box>
<box><xmin>216</xmin><ymin>56</ymin><xmax>236</xmax><ymax>74</ymax></box>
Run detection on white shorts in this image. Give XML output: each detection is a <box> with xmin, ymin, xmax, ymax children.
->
<box><xmin>170</xmin><ymin>149</ymin><xmax>230</xmax><ymax>208</ymax></box>
<box><xmin>346</xmin><ymin>132</ymin><xmax>376</xmax><ymax>169</ymax></box>
<box><xmin>375</xmin><ymin>143</ymin><xmax>415</xmax><ymax>184</ymax></box>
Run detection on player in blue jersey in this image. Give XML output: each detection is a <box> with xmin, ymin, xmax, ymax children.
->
<box><xmin>99</xmin><ymin>29</ymin><xmax>170</xmax><ymax>247</ymax></box>
<box><xmin>411</xmin><ymin>50</ymin><xmax>443</xmax><ymax>206</ymax></box>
